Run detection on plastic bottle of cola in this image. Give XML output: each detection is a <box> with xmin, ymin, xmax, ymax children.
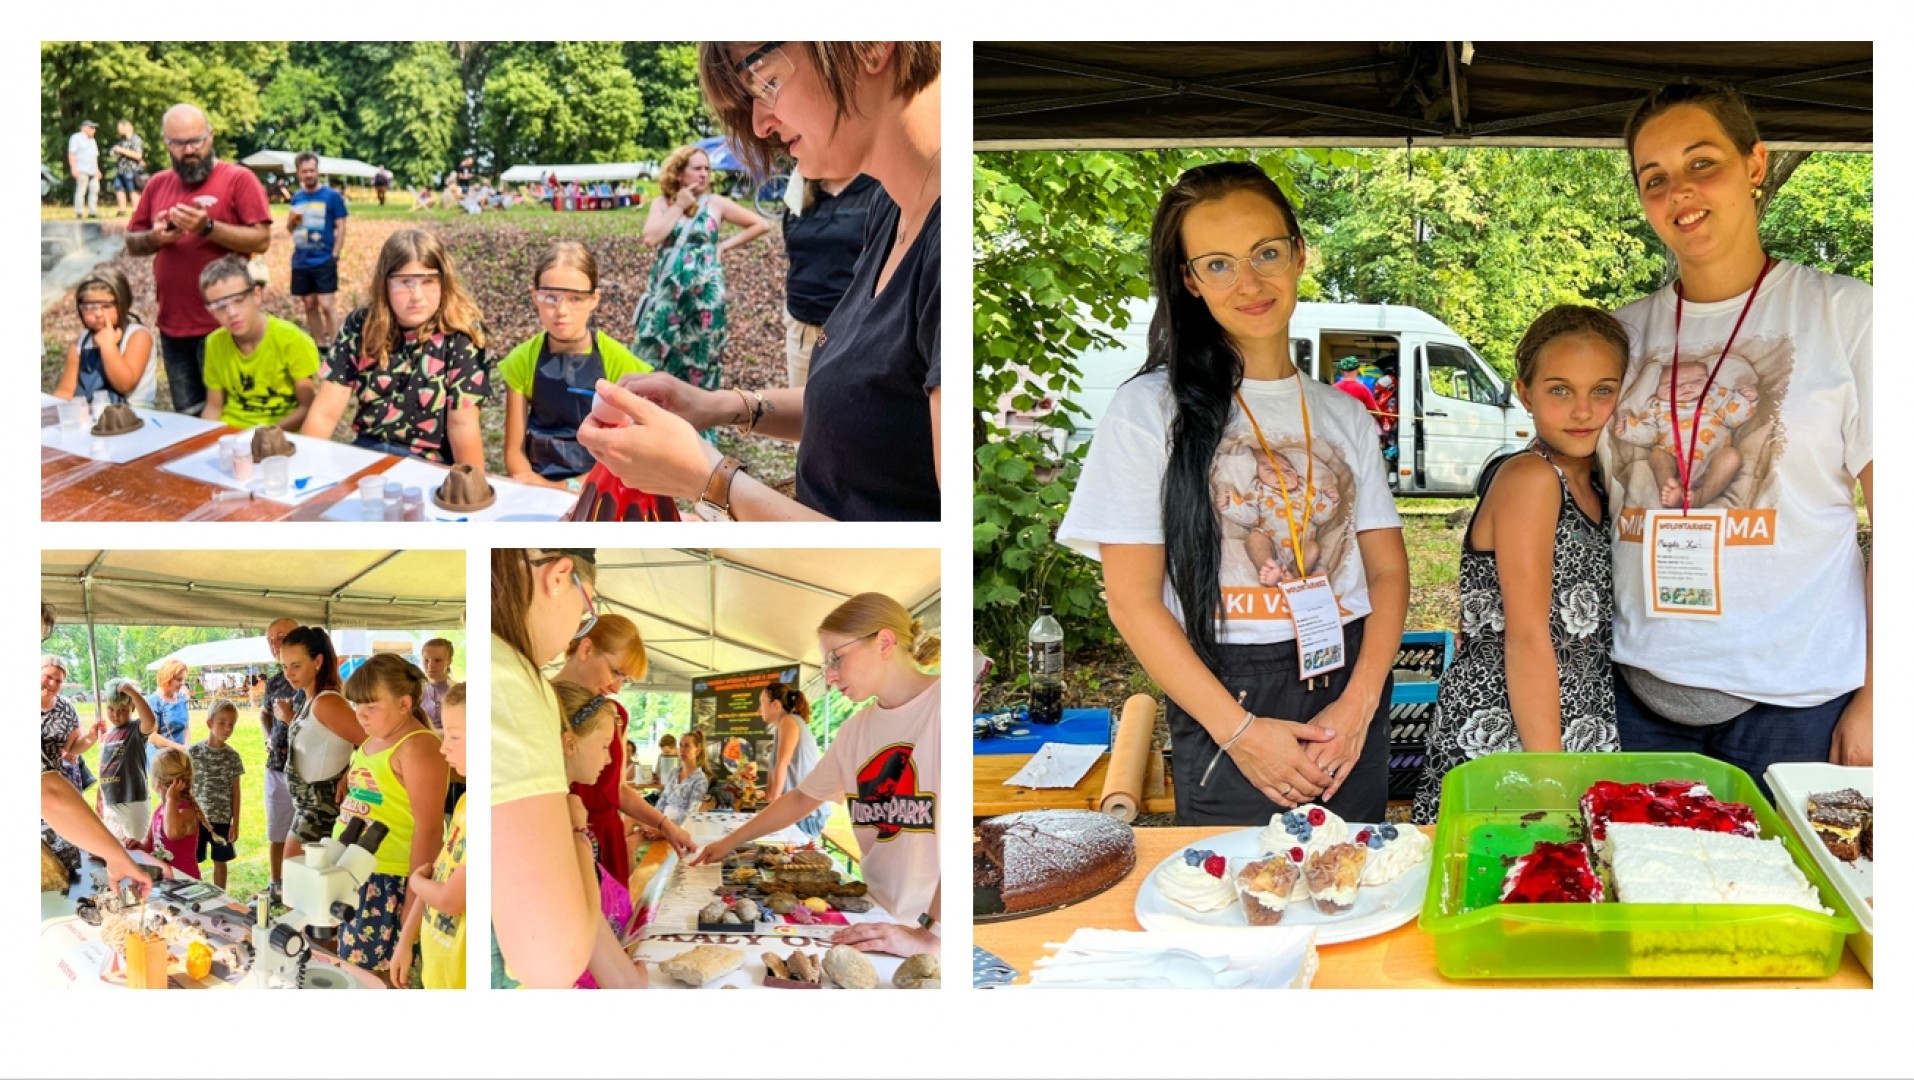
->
<box><xmin>1027</xmin><ymin>604</ymin><xmax>1064</xmax><ymax>725</ymax></box>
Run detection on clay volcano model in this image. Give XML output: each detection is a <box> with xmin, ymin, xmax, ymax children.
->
<box><xmin>91</xmin><ymin>403</ymin><xmax>144</xmax><ymax>436</ymax></box>
<box><xmin>432</xmin><ymin>462</ymin><xmax>497</xmax><ymax>512</ymax></box>
<box><xmin>251</xmin><ymin>427</ymin><xmax>296</xmax><ymax>459</ymax></box>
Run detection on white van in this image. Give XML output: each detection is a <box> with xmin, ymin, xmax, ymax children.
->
<box><xmin>1004</xmin><ymin>298</ymin><xmax>1535</xmax><ymax>496</ymax></box>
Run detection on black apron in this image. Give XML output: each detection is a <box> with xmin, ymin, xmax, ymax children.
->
<box><xmin>525</xmin><ymin>331</ymin><xmax>604</xmax><ymax>480</ymax></box>
<box><xmin>76</xmin><ymin>329</ymin><xmax>129</xmax><ymax>405</ymax></box>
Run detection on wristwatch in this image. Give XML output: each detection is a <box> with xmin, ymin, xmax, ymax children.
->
<box><xmin>917</xmin><ymin>912</ymin><xmax>937</xmax><ymax>933</ymax></box>
<box><xmin>198</xmin><ymin>215</ymin><xmax>215</xmax><ymax>237</ymax></box>
<box><xmin>694</xmin><ymin>457</ymin><xmax>743</xmax><ymax>521</ymax></box>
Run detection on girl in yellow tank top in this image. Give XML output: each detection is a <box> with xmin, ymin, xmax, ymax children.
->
<box><xmin>338</xmin><ymin>655</ymin><xmax>448</xmax><ymax>981</ymax></box>
<box><xmin>396</xmin><ymin>683</ymin><xmax>469</xmax><ymax>989</ymax></box>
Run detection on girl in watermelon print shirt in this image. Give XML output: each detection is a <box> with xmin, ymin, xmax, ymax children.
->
<box><xmin>301</xmin><ymin>228</ymin><xmax>491</xmax><ymax>466</ymax></box>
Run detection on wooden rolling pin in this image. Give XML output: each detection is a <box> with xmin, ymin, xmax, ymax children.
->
<box><xmin>1097</xmin><ymin>694</ymin><xmax>1158</xmax><ymax>822</ymax></box>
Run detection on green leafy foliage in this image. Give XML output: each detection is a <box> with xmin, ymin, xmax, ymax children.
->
<box><xmin>1763</xmin><ymin>153</ymin><xmax>1872</xmax><ymax>282</ymax></box>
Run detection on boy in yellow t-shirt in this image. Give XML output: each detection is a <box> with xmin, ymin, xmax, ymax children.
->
<box><xmin>395</xmin><ymin>682</ymin><xmax>467</xmax><ymax>988</ymax></box>
<box><xmin>196</xmin><ymin>255</ymin><xmax>320</xmax><ymax>430</ymax></box>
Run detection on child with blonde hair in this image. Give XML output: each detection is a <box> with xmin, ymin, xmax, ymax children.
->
<box><xmin>134</xmin><ymin>748</ymin><xmax>207</xmax><ymax>879</ymax></box>
<box><xmin>339</xmin><ymin>655</ymin><xmax>446</xmax><ymax>979</ymax></box>
<box><xmin>188</xmin><ymin>699</ymin><xmax>245</xmax><ymax>888</ymax></box>
<box><xmin>395</xmin><ymin>682</ymin><xmax>466</xmax><ymax>989</ymax></box>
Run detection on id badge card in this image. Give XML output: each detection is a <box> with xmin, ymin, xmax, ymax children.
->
<box><xmin>1281</xmin><ymin>574</ymin><xmax>1348</xmax><ymax>679</ymax></box>
<box><xmin>1644</xmin><ymin>509</ymin><xmax>1725</xmax><ymax>619</ymax></box>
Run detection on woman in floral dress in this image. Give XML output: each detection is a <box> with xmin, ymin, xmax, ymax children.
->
<box><xmin>633</xmin><ymin>145</ymin><xmax>769</xmax><ymax>390</ymax></box>
<box><xmin>1413</xmin><ymin>307</ymin><xmax>1628</xmax><ymax>823</ymax></box>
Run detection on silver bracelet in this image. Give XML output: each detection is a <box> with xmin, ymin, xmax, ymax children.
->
<box><xmin>1199</xmin><ymin>711</ymin><xmax>1256</xmax><ymax>788</ymax></box>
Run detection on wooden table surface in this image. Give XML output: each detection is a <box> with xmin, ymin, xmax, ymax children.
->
<box><xmin>973</xmin><ymin>826</ymin><xmax>1872</xmax><ymax>989</ymax></box>
<box><xmin>42</xmin><ymin>428</ymin><xmax>396</xmax><ymax>521</ymax></box>
<box><xmin>973</xmin><ymin>752</ymin><xmax>1176</xmax><ymax>818</ymax></box>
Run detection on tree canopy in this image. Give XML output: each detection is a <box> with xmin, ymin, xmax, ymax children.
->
<box><xmin>41</xmin><ymin>41</ymin><xmax>716</xmax><ymax>187</ymax></box>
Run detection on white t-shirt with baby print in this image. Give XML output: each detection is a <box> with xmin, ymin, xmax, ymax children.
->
<box><xmin>1601</xmin><ymin>260</ymin><xmax>1871</xmax><ymax>707</ymax></box>
<box><xmin>1060</xmin><ymin>369</ymin><xmax>1401</xmax><ymax>645</ymax></box>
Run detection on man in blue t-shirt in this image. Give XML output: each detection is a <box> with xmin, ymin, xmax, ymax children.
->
<box><xmin>286</xmin><ymin>151</ymin><xmax>349</xmax><ymax>349</ymax></box>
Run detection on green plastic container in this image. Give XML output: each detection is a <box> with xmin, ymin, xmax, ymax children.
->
<box><xmin>1417</xmin><ymin>752</ymin><xmax>1858</xmax><ymax>979</ymax></box>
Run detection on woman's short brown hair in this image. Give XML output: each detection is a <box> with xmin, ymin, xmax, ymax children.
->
<box><xmin>698</xmin><ymin>42</ymin><xmax>940</xmax><ymax>177</ymax></box>
<box><xmin>1512</xmin><ymin>305</ymin><xmax>1631</xmax><ymax>387</ymax></box>
<box><xmin>1623</xmin><ymin>81</ymin><xmax>1763</xmax><ymax>172</ymax></box>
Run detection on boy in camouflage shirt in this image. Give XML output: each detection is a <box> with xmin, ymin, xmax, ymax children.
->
<box><xmin>189</xmin><ymin>700</ymin><xmax>246</xmax><ymax>889</ymax></box>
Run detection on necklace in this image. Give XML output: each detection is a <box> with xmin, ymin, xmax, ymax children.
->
<box><xmin>893</xmin><ymin>149</ymin><xmax>941</xmax><ymax>252</ymax></box>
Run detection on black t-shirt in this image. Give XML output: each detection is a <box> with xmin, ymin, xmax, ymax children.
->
<box><xmin>783</xmin><ymin>175</ymin><xmax>882</xmax><ymax>326</ymax></box>
<box><xmin>795</xmin><ymin>194</ymin><xmax>941</xmax><ymax>522</ymax></box>
<box><xmin>99</xmin><ymin>722</ymin><xmax>149</xmax><ymax>805</ymax></box>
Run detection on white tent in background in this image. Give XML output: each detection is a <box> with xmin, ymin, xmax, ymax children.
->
<box><xmin>146</xmin><ymin>630</ymin><xmax>424</xmax><ymax>672</ymax></box>
<box><xmin>499</xmin><ymin>162</ymin><xmax>654</xmax><ymax>184</ymax></box>
<box><xmin>240</xmin><ymin>150</ymin><xmax>380</xmax><ymax>180</ymax></box>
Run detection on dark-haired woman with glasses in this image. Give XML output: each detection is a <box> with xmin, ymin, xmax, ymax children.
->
<box><xmin>1058</xmin><ymin>161</ymin><xmax>1408</xmax><ymax>827</ymax></box>
<box><xmin>578</xmin><ymin>42</ymin><xmax>942</xmax><ymax>522</ymax></box>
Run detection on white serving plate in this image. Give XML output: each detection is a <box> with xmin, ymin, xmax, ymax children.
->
<box><xmin>1765</xmin><ymin>762</ymin><xmax>1872</xmax><ymax>974</ymax></box>
<box><xmin>1135</xmin><ymin>826</ymin><xmax>1430</xmax><ymax>944</ymax></box>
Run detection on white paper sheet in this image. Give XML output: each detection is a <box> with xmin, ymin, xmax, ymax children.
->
<box><xmin>1023</xmin><ymin>927</ymin><xmax>1318</xmax><ymax>989</ymax></box>
<box><xmin>316</xmin><ymin>456</ymin><xmax>578</xmax><ymax>521</ymax></box>
<box><xmin>157</xmin><ymin>433</ymin><xmax>387</xmax><ymax>505</ymax></box>
<box><xmin>1004</xmin><ymin>742</ymin><xmax>1108</xmax><ymax>789</ymax></box>
<box><xmin>40</xmin><ymin>407</ymin><xmax>225</xmax><ymax>464</ymax></box>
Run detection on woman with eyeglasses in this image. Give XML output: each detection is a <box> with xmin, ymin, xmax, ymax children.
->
<box><xmin>551</xmin><ymin>612</ymin><xmax>694</xmax><ymax>880</ymax></box>
<box><xmin>633</xmin><ymin>145</ymin><xmax>770</xmax><ymax>396</ymax></box>
<box><xmin>691</xmin><ymin>593</ymin><xmax>941</xmax><ymax>958</ymax></box>
<box><xmin>1057</xmin><ymin>162</ymin><xmax>1409</xmax><ymax>827</ymax></box>
<box><xmin>492</xmin><ymin>548</ymin><xmax>647</xmax><ymax>988</ymax></box>
<box><xmin>502</xmin><ymin>241</ymin><xmax>655</xmax><ymax>492</ymax></box>
<box><xmin>578</xmin><ymin>42</ymin><xmax>942</xmax><ymax>522</ymax></box>
<box><xmin>300</xmin><ymin>228</ymin><xmax>492</xmax><ymax>469</ymax></box>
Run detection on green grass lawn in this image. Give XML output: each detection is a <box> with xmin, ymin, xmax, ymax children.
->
<box><xmin>82</xmin><ymin>707</ymin><xmax>277</xmax><ymax>900</ymax></box>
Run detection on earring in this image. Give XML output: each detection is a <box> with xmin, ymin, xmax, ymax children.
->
<box><xmin>1752</xmin><ymin>186</ymin><xmax>1761</xmax><ymax>199</ymax></box>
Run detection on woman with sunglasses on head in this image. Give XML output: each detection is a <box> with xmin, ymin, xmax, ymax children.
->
<box><xmin>552</xmin><ymin>612</ymin><xmax>694</xmax><ymax>880</ymax></box>
<box><xmin>690</xmin><ymin>593</ymin><xmax>941</xmax><ymax>957</ymax></box>
<box><xmin>579</xmin><ymin>42</ymin><xmax>941</xmax><ymax>522</ymax></box>
<box><xmin>491</xmin><ymin>548</ymin><xmax>647</xmax><ymax>988</ymax></box>
<box><xmin>1058</xmin><ymin>161</ymin><xmax>1409</xmax><ymax>827</ymax></box>
<box><xmin>1601</xmin><ymin>83</ymin><xmax>1872</xmax><ymax>787</ymax></box>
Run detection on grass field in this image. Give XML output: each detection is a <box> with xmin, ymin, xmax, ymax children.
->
<box><xmin>80</xmin><ymin>707</ymin><xmax>274</xmax><ymax>898</ymax></box>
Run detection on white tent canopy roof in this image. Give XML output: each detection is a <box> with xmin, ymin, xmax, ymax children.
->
<box><xmin>146</xmin><ymin>630</ymin><xmax>426</xmax><ymax>671</ymax></box>
<box><xmin>584</xmin><ymin>549</ymin><xmax>940</xmax><ymax>695</ymax></box>
<box><xmin>240</xmin><ymin>150</ymin><xmax>380</xmax><ymax>179</ymax></box>
<box><xmin>499</xmin><ymin>162</ymin><xmax>653</xmax><ymax>184</ymax></box>
<box><xmin>41</xmin><ymin>550</ymin><xmax>465</xmax><ymax>631</ymax></box>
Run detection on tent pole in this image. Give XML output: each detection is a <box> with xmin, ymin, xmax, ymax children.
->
<box><xmin>82</xmin><ymin>573</ymin><xmax>104</xmax><ymax>725</ymax></box>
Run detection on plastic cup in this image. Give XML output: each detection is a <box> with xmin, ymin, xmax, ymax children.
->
<box><xmin>261</xmin><ymin>455</ymin><xmax>291</xmax><ymax>497</ymax></box>
<box><xmin>216</xmin><ymin>435</ymin><xmax>237</xmax><ymax>475</ymax></box>
<box><xmin>358</xmin><ymin>476</ymin><xmax>386</xmax><ymax>520</ymax></box>
<box><xmin>57</xmin><ymin>402</ymin><xmax>82</xmax><ymax>432</ymax></box>
<box><xmin>232</xmin><ymin>446</ymin><xmax>254</xmax><ymax>482</ymax></box>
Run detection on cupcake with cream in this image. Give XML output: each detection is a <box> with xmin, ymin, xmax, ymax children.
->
<box><xmin>1259</xmin><ymin>804</ymin><xmax>1350</xmax><ymax>897</ymax></box>
<box><xmin>1159</xmin><ymin>847</ymin><xmax>1238</xmax><ymax>913</ymax></box>
<box><xmin>1236</xmin><ymin>855</ymin><xmax>1302</xmax><ymax>925</ymax></box>
<box><xmin>1304</xmin><ymin>843</ymin><xmax>1368</xmax><ymax>914</ymax></box>
<box><xmin>1355</xmin><ymin>822</ymin><xmax>1433</xmax><ymax>886</ymax></box>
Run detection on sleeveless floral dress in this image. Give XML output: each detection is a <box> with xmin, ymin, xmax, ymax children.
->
<box><xmin>634</xmin><ymin>199</ymin><xmax>727</xmax><ymax>390</ymax></box>
<box><xmin>1412</xmin><ymin>446</ymin><xmax>1618</xmax><ymax>824</ymax></box>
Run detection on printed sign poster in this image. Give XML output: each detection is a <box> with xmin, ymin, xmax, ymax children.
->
<box><xmin>691</xmin><ymin>665</ymin><xmax>798</xmax><ymax>802</ymax></box>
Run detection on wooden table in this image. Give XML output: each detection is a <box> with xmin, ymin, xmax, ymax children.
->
<box><xmin>973</xmin><ymin>751</ymin><xmax>1176</xmax><ymax>818</ymax></box>
<box><xmin>973</xmin><ymin>826</ymin><xmax>1872</xmax><ymax>989</ymax></box>
<box><xmin>42</xmin><ymin>428</ymin><xmax>394</xmax><ymax>521</ymax></box>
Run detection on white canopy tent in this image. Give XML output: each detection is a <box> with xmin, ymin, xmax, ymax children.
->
<box><xmin>582</xmin><ymin>549</ymin><xmax>941</xmax><ymax>698</ymax></box>
<box><xmin>240</xmin><ymin>150</ymin><xmax>381</xmax><ymax>180</ymax></box>
<box><xmin>499</xmin><ymin>162</ymin><xmax>654</xmax><ymax>184</ymax></box>
<box><xmin>43</xmin><ymin>550</ymin><xmax>465</xmax><ymax>709</ymax></box>
<box><xmin>145</xmin><ymin>630</ymin><xmax>422</xmax><ymax>672</ymax></box>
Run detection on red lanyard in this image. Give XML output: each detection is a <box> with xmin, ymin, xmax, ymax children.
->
<box><xmin>1669</xmin><ymin>257</ymin><xmax>1774</xmax><ymax>513</ymax></box>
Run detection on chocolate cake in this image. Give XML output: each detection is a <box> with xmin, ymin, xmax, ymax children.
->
<box><xmin>1807</xmin><ymin>788</ymin><xmax>1873</xmax><ymax>863</ymax></box>
<box><xmin>974</xmin><ymin>810</ymin><xmax>1135</xmax><ymax>916</ymax></box>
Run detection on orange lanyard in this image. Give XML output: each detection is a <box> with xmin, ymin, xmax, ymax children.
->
<box><xmin>1234</xmin><ymin>370</ymin><xmax>1315</xmax><ymax>578</ymax></box>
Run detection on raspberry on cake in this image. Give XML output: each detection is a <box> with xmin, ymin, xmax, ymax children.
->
<box><xmin>1357</xmin><ymin>823</ymin><xmax>1433</xmax><ymax>886</ymax></box>
<box><xmin>1159</xmin><ymin>847</ymin><xmax>1238</xmax><ymax>913</ymax></box>
<box><xmin>1580</xmin><ymin>779</ymin><xmax>1759</xmax><ymax>859</ymax></box>
<box><xmin>1500</xmin><ymin>840</ymin><xmax>1604</xmax><ymax>903</ymax></box>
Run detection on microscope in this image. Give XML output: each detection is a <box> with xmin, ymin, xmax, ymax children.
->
<box><xmin>242</xmin><ymin>817</ymin><xmax>387</xmax><ymax>989</ymax></box>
